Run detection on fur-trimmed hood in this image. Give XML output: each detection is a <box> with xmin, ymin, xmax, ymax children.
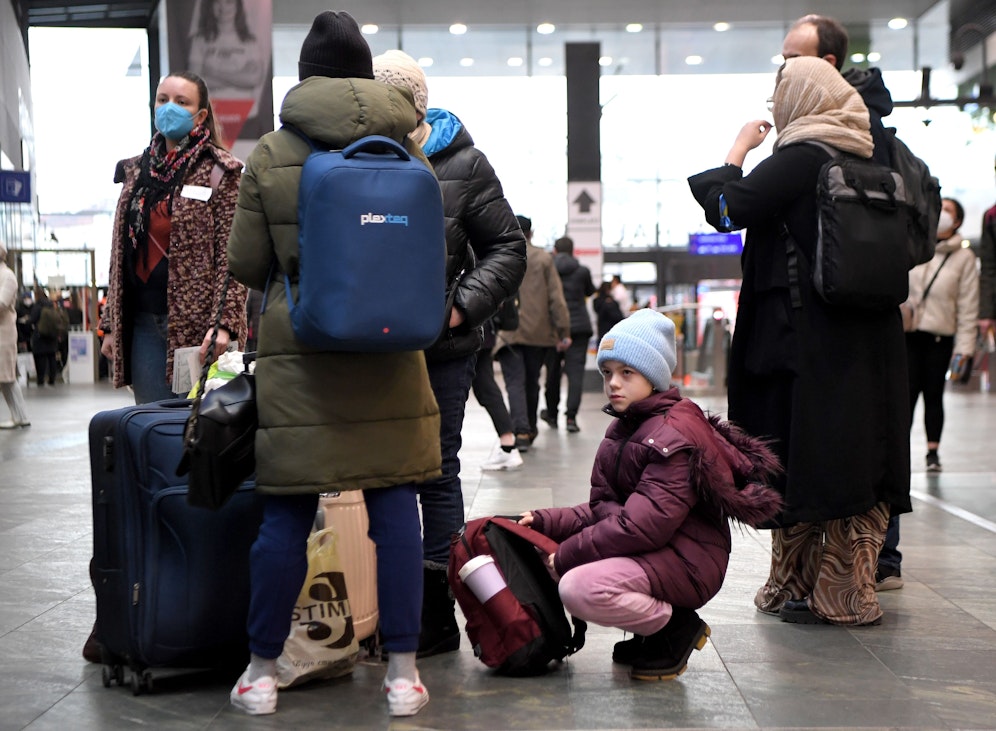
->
<box><xmin>605</xmin><ymin>389</ymin><xmax>783</xmax><ymax>528</ymax></box>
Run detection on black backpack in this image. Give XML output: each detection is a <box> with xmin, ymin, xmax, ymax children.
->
<box><xmin>887</xmin><ymin>129</ymin><xmax>942</xmax><ymax>268</ymax></box>
<box><xmin>785</xmin><ymin>141</ymin><xmax>918</xmax><ymax>310</ymax></box>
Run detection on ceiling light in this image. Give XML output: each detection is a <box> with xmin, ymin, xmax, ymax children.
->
<box><xmin>449</xmin><ymin>23</ymin><xmax>467</xmax><ymax>35</ymax></box>
<box><xmin>771</xmin><ymin>54</ymin><xmax>784</xmax><ymax>65</ymax></box>
<box><xmin>507</xmin><ymin>56</ymin><xmax>524</xmax><ymax>67</ymax></box>
<box><xmin>713</xmin><ymin>22</ymin><xmax>731</xmax><ymax>32</ymax></box>
<box><xmin>888</xmin><ymin>17</ymin><xmax>908</xmax><ymax>30</ymax></box>
<box><xmin>599</xmin><ymin>56</ymin><xmax>613</xmax><ymax>66</ymax></box>
<box><xmin>360</xmin><ymin>24</ymin><xmax>378</xmax><ymax>35</ymax></box>
<box><xmin>537</xmin><ymin>22</ymin><xmax>555</xmax><ymax>34</ymax></box>
<box><xmin>459</xmin><ymin>57</ymin><xmax>474</xmax><ymax>67</ymax></box>
<box><xmin>850</xmin><ymin>52</ymin><xmax>866</xmax><ymax>63</ymax></box>
<box><xmin>625</xmin><ymin>23</ymin><xmax>643</xmax><ymax>33</ymax></box>
<box><xmin>867</xmin><ymin>51</ymin><xmax>881</xmax><ymax>62</ymax></box>
<box><xmin>538</xmin><ymin>57</ymin><xmax>553</xmax><ymax>67</ymax></box>
<box><xmin>685</xmin><ymin>55</ymin><xmax>703</xmax><ymax>66</ymax></box>
<box><xmin>418</xmin><ymin>57</ymin><xmax>434</xmax><ymax>68</ymax></box>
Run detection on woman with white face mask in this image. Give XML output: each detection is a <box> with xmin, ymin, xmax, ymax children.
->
<box><xmin>901</xmin><ymin>197</ymin><xmax>979</xmax><ymax>473</ymax></box>
<box><xmin>99</xmin><ymin>70</ymin><xmax>247</xmax><ymax>406</ymax></box>
<box><xmin>876</xmin><ymin>197</ymin><xmax>980</xmax><ymax>593</ymax></box>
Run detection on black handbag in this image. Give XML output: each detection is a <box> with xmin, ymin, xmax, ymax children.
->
<box><xmin>176</xmin><ymin>273</ymin><xmax>257</xmax><ymax>510</ymax></box>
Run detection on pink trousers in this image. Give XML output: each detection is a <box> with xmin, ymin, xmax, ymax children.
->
<box><xmin>558</xmin><ymin>557</ymin><xmax>673</xmax><ymax>635</ymax></box>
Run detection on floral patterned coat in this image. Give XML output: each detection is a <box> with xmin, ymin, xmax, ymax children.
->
<box><xmin>103</xmin><ymin>143</ymin><xmax>246</xmax><ymax>389</ymax></box>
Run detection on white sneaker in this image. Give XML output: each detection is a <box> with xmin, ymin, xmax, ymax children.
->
<box><xmin>230</xmin><ymin>667</ymin><xmax>277</xmax><ymax>715</ymax></box>
<box><xmin>481</xmin><ymin>447</ymin><xmax>523</xmax><ymax>471</ymax></box>
<box><xmin>383</xmin><ymin>673</ymin><xmax>429</xmax><ymax>716</ymax></box>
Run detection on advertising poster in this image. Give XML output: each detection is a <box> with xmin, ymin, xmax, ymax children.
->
<box><xmin>166</xmin><ymin>0</ymin><xmax>274</xmax><ymax>153</ymax></box>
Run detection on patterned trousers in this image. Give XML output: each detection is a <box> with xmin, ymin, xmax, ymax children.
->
<box><xmin>754</xmin><ymin>502</ymin><xmax>890</xmax><ymax>625</ymax></box>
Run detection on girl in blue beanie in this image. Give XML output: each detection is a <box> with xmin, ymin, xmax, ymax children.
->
<box><xmin>520</xmin><ymin>309</ymin><xmax>782</xmax><ymax>680</ymax></box>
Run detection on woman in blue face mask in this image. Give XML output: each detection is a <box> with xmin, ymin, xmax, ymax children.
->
<box><xmin>98</xmin><ymin>70</ymin><xmax>248</xmax><ymax>407</ymax></box>
<box><xmin>83</xmin><ymin>70</ymin><xmax>249</xmax><ymax>666</ymax></box>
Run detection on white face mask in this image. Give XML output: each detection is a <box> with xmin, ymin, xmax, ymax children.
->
<box><xmin>937</xmin><ymin>210</ymin><xmax>955</xmax><ymax>237</ymax></box>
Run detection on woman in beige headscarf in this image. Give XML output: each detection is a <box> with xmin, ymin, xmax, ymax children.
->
<box><xmin>688</xmin><ymin>56</ymin><xmax>911</xmax><ymax>627</ymax></box>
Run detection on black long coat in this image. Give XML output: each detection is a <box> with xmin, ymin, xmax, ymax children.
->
<box><xmin>688</xmin><ymin>144</ymin><xmax>911</xmax><ymax>525</ymax></box>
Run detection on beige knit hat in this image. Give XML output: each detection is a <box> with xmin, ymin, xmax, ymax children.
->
<box><xmin>373</xmin><ymin>49</ymin><xmax>428</xmax><ymax>122</ymax></box>
<box><xmin>772</xmin><ymin>56</ymin><xmax>873</xmax><ymax>158</ymax></box>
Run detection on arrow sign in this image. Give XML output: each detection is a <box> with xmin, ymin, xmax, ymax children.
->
<box><xmin>573</xmin><ymin>188</ymin><xmax>596</xmax><ymax>213</ymax></box>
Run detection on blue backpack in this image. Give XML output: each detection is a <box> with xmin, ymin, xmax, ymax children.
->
<box><xmin>283</xmin><ymin>127</ymin><xmax>446</xmax><ymax>352</ymax></box>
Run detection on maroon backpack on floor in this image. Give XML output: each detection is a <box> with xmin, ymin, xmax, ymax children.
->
<box><xmin>448</xmin><ymin>517</ymin><xmax>586</xmax><ymax>676</ymax></box>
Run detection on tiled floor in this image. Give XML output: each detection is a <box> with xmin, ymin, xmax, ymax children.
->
<box><xmin>2</xmin><ymin>373</ymin><xmax>996</xmax><ymax>730</ymax></box>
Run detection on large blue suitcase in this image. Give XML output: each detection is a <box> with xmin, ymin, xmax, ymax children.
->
<box><xmin>89</xmin><ymin>398</ymin><xmax>263</xmax><ymax>694</ymax></box>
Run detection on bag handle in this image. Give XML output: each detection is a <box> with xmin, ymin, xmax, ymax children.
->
<box><xmin>487</xmin><ymin>516</ymin><xmax>561</xmax><ymax>556</ymax></box>
<box><xmin>919</xmin><ymin>252</ymin><xmax>951</xmax><ymax>304</ymax></box>
<box><xmin>342</xmin><ymin>135</ymin><xmax>411</xmax><ymax>161</ymax></box>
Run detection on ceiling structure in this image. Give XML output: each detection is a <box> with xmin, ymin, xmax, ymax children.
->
<box><xmin>13</xmin><ymin>0</ymin><xmax>943</xmax><ymax>30</ymax></box>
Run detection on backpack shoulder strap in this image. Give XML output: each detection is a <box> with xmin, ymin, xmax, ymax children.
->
<box><xmin>209</xmin><ymin>162</ymin><xmax>225</xmax><ymax>191</ymax></box>
<box><xmin>282</xmin><ymin>123</ymin><xmax>321</xmax><ymax>152</ymax></box>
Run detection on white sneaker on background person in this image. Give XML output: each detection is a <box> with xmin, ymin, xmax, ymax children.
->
<box><xmin>481</xmin><ymin>444</ymin><xmax>523</xmax><ymax>471</ymax></box>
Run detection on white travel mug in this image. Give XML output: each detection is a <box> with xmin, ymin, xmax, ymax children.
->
<box><xmin>457</xmin><ymin>555</ymin><xmax>507</xmax><ymax>603</ymax></box>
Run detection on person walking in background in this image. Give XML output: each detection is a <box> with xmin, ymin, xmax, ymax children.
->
<box><xmin>227</xmin><ymin>13</ymin><xmax>441</xmax><ymax>717</ymax></box>
<box><xmin>593</xmin><ymin>281</ymin><xmax>625</xmax><ymax>341</ymax></box>
<box><xmin>977</xmin><ymin>154</ymin><xmax>996</xmax><ymax>338</ymax></box>
<box><xmin>519</xmin><ymin>310</ymin><xmax>782</xmax><ymax>680</ymax></box>
<box><xmin>100</xmin><ymin>70</ymin><xmax>246</xmax><ymax>405</ymax></box>
<box><xmin>0</xmin><ymin>243</ymin><xmax>30</xmax><ymax>428</ymax></box>
<box><xmin>474</xmin><ymin>295</ymin><xmax>524</xmax><ymax>471</ymax></box>
<box><xmin>610</xmin><ymin>274</ymin><xmax>633</xmax><ymax>315</ymax></box>
<box><xmin>373</xmin><ymin>49</ymin><xmax>526</xmax><ymax>659</ymax></box>
<box><xmin>879</xmin><ymin>197</ymin><xmax>979</xmax><ymax>591</ymax></box>
<box><xmin>29</xmin><ymin>290</ymin><xmax>59</xmax><ymax>387</ymax></box>
<box><xmin>688</xmin><ymin>56</ymin><xmax>911</xmax><ymax>627</ymax></box>
<box><xmin>495</xmin><ymin>215</ymin><xmax>570</xmax><ymax>451</ymax></box>
<box><xmin>542</xmin><ymin>236</ymin><xmax>595</xmax><ymax>432</ymax></box>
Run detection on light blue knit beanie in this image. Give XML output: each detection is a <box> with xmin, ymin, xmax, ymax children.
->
<box><xmin>596</xmin><ymin>309</ymin><xmax>677</xmax><ymax>392</ymax></box>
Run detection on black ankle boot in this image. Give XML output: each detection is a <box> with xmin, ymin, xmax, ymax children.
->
<box><xmin>611</xmin><ymin>634</ymin><xmax>645</xmax><ymax>664</ymax></box>
<box><xmin>416</xmin><ymin>567</ymin><xmax>461</xmax><ymax>658</ymax></box>
<box><xmin>629</xmin><ymin>608</ymin><xmax>710</xmax><ymax>681</ymax></box>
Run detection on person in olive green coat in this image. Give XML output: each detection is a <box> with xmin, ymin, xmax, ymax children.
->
<box><xmin>225</xmin><ymin>12</ymin><xmax>440</xmax><ymax>719</ymax></box>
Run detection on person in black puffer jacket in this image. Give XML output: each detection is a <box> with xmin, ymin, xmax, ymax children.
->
<box><xmin>374</xmin><ymin>50</ymin><xmax>527</xmax><ymax>658</ymax></box>
<box><xmin>542</xmin><ymin>236</ymin><xmax>595</xmax><ymax>432</ymax></box>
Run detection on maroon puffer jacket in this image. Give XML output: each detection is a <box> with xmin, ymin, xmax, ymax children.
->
<box><xmin>530</xmin><ymin>389</ymin><xmax>782</xmax><ymax>609</ymax></box>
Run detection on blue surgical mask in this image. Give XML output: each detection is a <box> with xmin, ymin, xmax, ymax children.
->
<box><xmin>154</xmin><ymin>102</ymin><xmax>197</xmax><ymax>141</ymax></box>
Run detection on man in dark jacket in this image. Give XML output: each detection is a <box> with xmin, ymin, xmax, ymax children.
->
<box><xmin>782</xmin><ymin>12</ymin><xmax>910</xmax><ymax>594</ymax></box>
<box><xmin>542</xmin><ymin>236</ymin><xmax>595</xmax><ymax>432</ymax></box>
<box><xmin>374</xmin><ymin>50</ymin><xmax>527</xmax><ymax>659</ymax></box>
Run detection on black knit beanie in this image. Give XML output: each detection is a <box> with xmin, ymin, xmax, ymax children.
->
<box><xmin>298</xmin><ymin>11</ymin><xmax>373</xmax><ymax>81</ymax></box>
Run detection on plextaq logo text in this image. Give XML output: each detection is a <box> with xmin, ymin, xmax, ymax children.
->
<box><xmin>360</xmin><ymin>213</ymin><xmax>409</xmax><ymax>226</ymax></box>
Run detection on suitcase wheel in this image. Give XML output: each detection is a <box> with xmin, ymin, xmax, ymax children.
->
<box><xmin>101</xmin><ymin>663</ymin><xmax>125</xmax><ymax>688</ymax></box>
<box><xmin>130</xmin><ymin>670</ymin><xmax>153</xmax><ymax>696</ymax></box>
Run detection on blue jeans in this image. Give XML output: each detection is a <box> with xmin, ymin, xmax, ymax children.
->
<box><xmin>420</xmin><ymin>354</ymin><xmax>477</xmax><ymax>568</ymax></box>
<box><xmin>879</xmin><ymin>515</ymin><xmax>902</xmax><ymax>571</ymax></box>
<box><xmin>247</xmin><ymin>486</ymin><xmax>423</xmax><ymax>658</ymax></box>
<box><xmin>130</xmin><ymin>312</ymin><xmax>177</xmax><ymax>404</ymax></box>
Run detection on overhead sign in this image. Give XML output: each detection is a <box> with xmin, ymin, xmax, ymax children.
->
<box><xmin>567</xmin><ymin>181</ymin><xmax>601</xmax><ymax>229</ymax></box>
<box><xmin>688</xmin><ymin>232</ymin><xmax>743</xmax><ymax>255</ymax></box>
<box><xmin>0</xmin><ymin>171</ymin><xmax>31</xmax><ymax>204</ymax></box>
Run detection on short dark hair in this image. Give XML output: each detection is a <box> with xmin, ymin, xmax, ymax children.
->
<box><xmin>554</xmin><ymin>236</ymin><xmax>574</xmax><ymax>254</ymax></box>
<box><xmin>515</xmin><ymin>215</ymin><xmax>532</xmax><ymax>235</ymax></box>
<box><xmin>944</xmin><ymin>197</ymin><xmax>965</xmax><ymax>229</ymax></box>
<box><xmin>793</xmin><ymin>14</ymin><xmax>849</xmax><ymax>70</ymax></box>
